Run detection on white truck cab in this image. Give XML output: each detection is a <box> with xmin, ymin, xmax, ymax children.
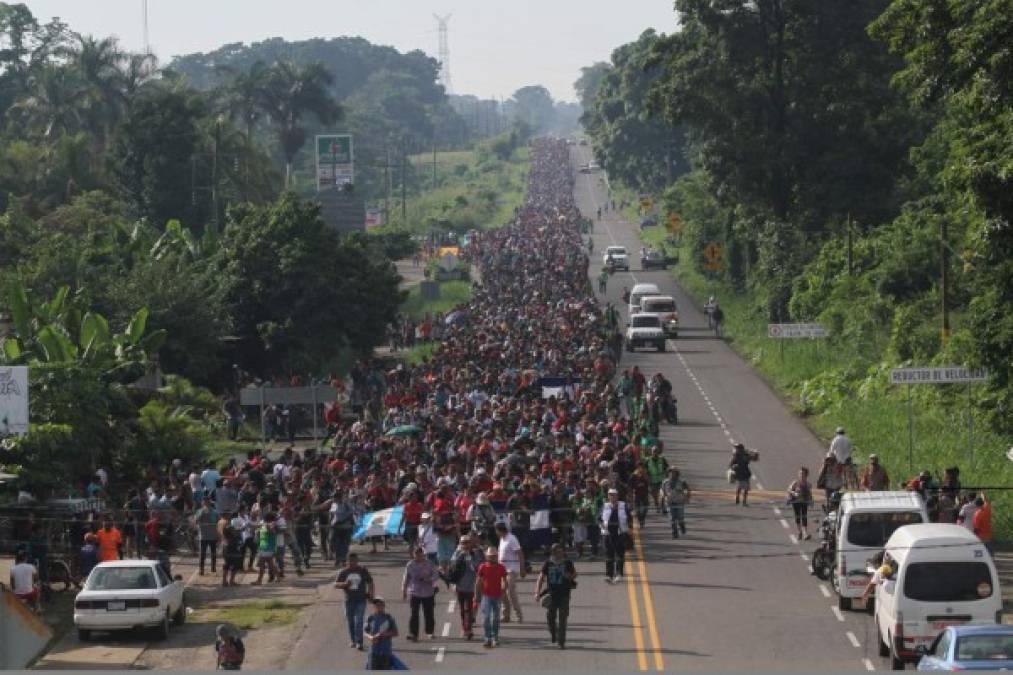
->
<box><xmin>625</xmin><ymin>313</ymin><xmax>666</xmax><ymax>352</ymax></box>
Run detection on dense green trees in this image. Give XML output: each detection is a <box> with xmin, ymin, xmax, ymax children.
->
<box><xmin>581</xmin><ymin>0</ymin><xmax>1013</xmax><ymax>437</ymax></box>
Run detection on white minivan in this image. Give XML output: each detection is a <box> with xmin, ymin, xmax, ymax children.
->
<box><xmin>640</xmin><ymin>295</ymin><xmax>679</xmax><ymax>337</ymax></box>
<box><xmin>834</xmin><ymin>491</ymin><xmax>928</xmax><ymax>611</ymax></box>
<box><xmin>873</xmin><ymin>523</ymin><xmax>1000</xmax><ymax>670</ymax></box>
<box><xmin>628</xmin><ymin>283</ymin><xmax>660</xmax><ymax>316</ymax></box>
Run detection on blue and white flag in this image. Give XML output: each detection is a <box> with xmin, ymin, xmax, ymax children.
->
<box><xmin>352</xmin><ymin>505</ymin><xmax>404</xmax><ymax>542</ymax></box>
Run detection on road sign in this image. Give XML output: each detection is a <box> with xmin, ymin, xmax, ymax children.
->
<box><xmin>767</xmin><ymin>323</ymin><xmax>829</xmax><ymax>339</ymax></box>
<box><xmin>666</xmin><ymin>213</ymin><xmax>682</xmax><ymax>234</ymax></box>
<box><xmin>639</xmin><ymin>194</ymin><xmax>652</xmax><ymax>211</ymax></box>
<box><xmin>315</xmin><ymin>134</ymin><xmax>354</xmax><ymax>190</ymax></box>
<box><xmin>0</xmin><ymin>366</ymin><xmax>29</xmax><ymax>435</ymax></box>
<box><xmin>364</xmin><ymin>207</ymin><xmax>383</xmax><ymax>228</ymax></box>
<box><xmin>703</xmin><ymin>242</ymin><xmax>723</xmax><ymax>271</ymax></box>
<box><xmin>889</xmin><ymin>367</ymin><xmax>988</xmax><ymax>385</ymax></box>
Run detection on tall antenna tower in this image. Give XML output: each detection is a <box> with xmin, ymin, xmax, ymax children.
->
<box><xmin>433</xmin><ymin>13</ymin><xmax>453</xmax><ymax>95</ymax></box>
<box><xmin>142</xmin><ymin>0</ymin><xmax>150</xmax><ymax>54</ymax></box>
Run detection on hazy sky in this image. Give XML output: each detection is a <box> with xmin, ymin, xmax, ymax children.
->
<box><xmin>24</xmin><ymin>0</ymin><xmax>679</xmax><ymax>101</ymax></box>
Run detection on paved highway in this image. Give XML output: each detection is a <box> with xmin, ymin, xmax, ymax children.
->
<box><xmin>284</xmin><ymin>146</ymin><xmax>894</xmax><ymax>672</ymax></box>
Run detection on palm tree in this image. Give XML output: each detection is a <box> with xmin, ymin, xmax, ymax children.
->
<box><xmin>9</xmin><ymin>65</ymin><xmax>87</xmax><ymax>138</ymax></box>
<box><xmin>215</xmin><ymin>60</ymin><xmax>269</xmax><ymax>140</ymax></box>
<box><xmin>59</xmin><ymin>34</ymin><xmax>126</xmax><ymax>142</ymax></box>
<box><xmin>258</xmin><ymin>60</ymin><xmax>342</xmax><ymax>189</ymax></box>
<box><xmin>119</xmin><ymin>52</ymin><xmax>158</xmax><ymax>100</ymax></box>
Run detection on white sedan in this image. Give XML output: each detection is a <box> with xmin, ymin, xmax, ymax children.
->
<box><xmin>74</xmin><ymin>560</ymin><xmax>186</xmax><ymax>641</ymax></box>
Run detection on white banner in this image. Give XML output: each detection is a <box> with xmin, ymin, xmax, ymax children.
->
<box><xmin>767</xmin><ymin>323</ymin><xmax>828</xmax><ymax>339</ymax></box>
<box><xmin>0</xmin><ymin>366</ymin><xmax>29</xmax><ymax>435</ymax></box>
<box><xmin>890</xmin><ymin>367</ymin><xmax>988</xmax><ymax>385</ymax></box>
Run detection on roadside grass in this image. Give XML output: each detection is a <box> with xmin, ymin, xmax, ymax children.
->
<box><xmin>401</xmin><ymin>280</ymin><xmax>472</xmax><ymax>320</ymax></box>
<box><xmin>195</xmin><ymin>600</ymin><xmax>303</xmax><ymax>630</ymax></box>
<box><xmin>385</xmin><ymin>147</ymin><xmax>529</xmax><ymax>235</ymax></box>
<box><xmin>638</xmin><ymin>227</ymin><xmax>1013</xmax><ymax>538</ymax></box>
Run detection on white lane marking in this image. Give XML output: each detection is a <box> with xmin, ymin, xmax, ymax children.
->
<box><xmin>435</xmin><ymin>647</ymin><xmax>446</xmax><ymax>663</ymax></box>
<box><xmin>773</xmin><ymin>507</ymin><xmax>781</xmax><ymax>516</ymax></box>
<box><xmin>755</xmin><ymin>481</ymin><xmax>765</xmax><ymax>490</ymax></box>
<box><xmin>789</xmin><ymin>534</ymin><xmax>799</xmax><ymax>545</ymax></box>
<box><xmin>442</xmin><ymin>622</ymin><xmax>451</xmax><ymax>637</ymax></box>
<box><xmin>808</xmin><ymin>564</ymin><xmax>815</xmax><ymax>575</ymax></box>
<box><xmin>847</xmin><ymin>631</ymin><xmax>861</xmax><ymax>648</ymax></box>
<box><xmin>819</xmin><ymin>584</ymin><xmax>831</xmax><ymax>598</ymax></box>
<box><xmin>779</xmin><ymin>519</ymin><xmax>790</xmax><ymax>529</ymax></box>
<box><xmin>800</xmin><ymin>552</ymin><xmax>810</xmax><ymax>562</ymax></box>
<box><xmin>863</xmin><ymin>657</ymin><xmax>876</xmax><ymax>671</ymax></box>
<box><xmin>723</xmin><ymin>429</ymin><xmax>732</xmax><ymax>437</ymax></box>
<box><xmin>831</xmin><ymin>606</ymin><xmax>845</xmax><ymax>622</ymax></box>
<box><xmin>448</xmin><ymin>600</ymin><xmax>456</xmax><ymax>614</ymax></box>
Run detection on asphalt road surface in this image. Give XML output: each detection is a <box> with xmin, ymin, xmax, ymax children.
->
<box><xmin>282</xmin><ymin>147</ymin><xmax>893</xmax><ymax>672</ymax></box>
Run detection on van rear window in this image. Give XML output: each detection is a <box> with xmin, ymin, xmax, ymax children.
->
<box><xmin>846</xmin><ymin>512</ymin><xmax>923</xmax><ymax>547</ymax></box>
<box><xmin>904</xmin><ymin>562</ymin><xmax>993</xmax><ymax>602</ymax></box>
<box><xmin>644</xmin><ymin>301</ymin><xmax>676</xmax><ymax>312</ymax></box>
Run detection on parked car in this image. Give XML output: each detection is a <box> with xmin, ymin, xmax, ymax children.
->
<box><xmin>640</xmin><ymin>216</ymin><xmax>658</xmax><ymax>229</ymax></box>
<box><xmin>625</xmin><ymin>313</ymin><xmax>666</xmax><ymax>352</ymax></box>
<box><xmin>874</xmin><ymin>524</ymin><xmax>1000</xmax><ymax>670</ymax></box>
<box><xmin>640</xmin><ymin>248</ymin><xmax>667</xmax><ymax>270</ymax></box>
<box><xmin>916</xmin><ymin>625</ymin><xmax>1013</xmax><ymax>671</ymax></box>
<box><xmin>603</xmin><ymin>246</ymin><xmax>630</xmax><ymax>271</ymax></box>
<box><xmin>74</xmin><ymin>560</ymin><xmax>186</xmax><ymax>641</ymax></box>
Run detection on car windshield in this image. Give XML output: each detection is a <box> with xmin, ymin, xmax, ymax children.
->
<box><xmin>632</xmin><ymin>316</ymin><xmax>661</xmax><ymax>328</ymax></box>
<box><xmin>606</xmin><ymin>247</ymin><xmax>626</xmax><ymax>255</ymax></box>
<box><xmin>903</xmin><ymin>562</ymin><xmax>993</xmax><ymax>602</ymax></box>
<box><xmin>644</xmin><ymin>301</ymin><xmax>676</xmax><ymax>312</ymax></box>
<box><xmin>845</xmin><ymin>511</ymin><xmax>923</xmax><ymax>547</ymax></box>
<box><xmin>86</xmin><ymin>567</ymin><xmax>158</xmax><ymax>591</ymax></box>
<box><xmin>955</xmin><ymin>635</ymin><xmax>1013</xmax><ymax>661</ymax></box>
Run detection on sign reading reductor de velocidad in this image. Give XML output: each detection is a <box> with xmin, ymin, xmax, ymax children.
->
<box><xmin>890</xmin><ymin>367</ymin><xmax>989</xmax><ymax>385</ymax></box>
<box><xmin>767</xmin><ymin>323</ymin><xmax>829</xmax><ymax>339</ymax></box>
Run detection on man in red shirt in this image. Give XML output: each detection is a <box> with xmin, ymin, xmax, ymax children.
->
<box><xmin>475</xmin><ymin>547</ymin><xmax>507</xmax><ymax>648</ymax></box>
<box><xmin>973</xmin><ymin>493</ymin><xmax>994</xmax><ymax>555</ymax></box>
<box><xmin>95</xmin><ymin>520</ymin><xmax>123</xmax><ymax>562</ymax></box>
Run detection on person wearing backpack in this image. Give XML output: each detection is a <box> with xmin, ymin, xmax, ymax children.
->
<box><xmin>445</xmin><ymin>534</ymin><xmax>484</xmax><ymax>640</ymax></box>
<box><xmin>643</xmin><ymin>446</ymin><xmax>669</xmax><ymax>514</ymax></box>
<box><xmin>215</xmin><ymin>624</ymin><xmax>245</xmax><ymax>670</ymax></box>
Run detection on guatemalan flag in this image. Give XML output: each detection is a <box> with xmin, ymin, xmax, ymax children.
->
<box><xmin>352</xmin><ymin>505</ymin><xmax>405</xmax><ymax>542</ymax></box>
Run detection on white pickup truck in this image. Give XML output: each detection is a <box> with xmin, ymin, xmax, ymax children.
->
<box><xmin>603</xmin><ymin>246</ymin><xmax>629</xmax><ymax>271</ymax></box>
<box><xmin>625</xmin><ymin>313</ymin><xmax>666</xmax><ymax>352</ymax></box>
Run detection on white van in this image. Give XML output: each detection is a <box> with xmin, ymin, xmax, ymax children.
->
<box><xmin>874</xmin><ymin>524</ymin><xmax>1000</xmax><ymax>670</ymax></box>
<box><xmin>628</xmin><ymin>283</ymin><xmax>660</xmax><ymax>316</ymax></box>
<box><xmin>640</xmin><ymin>295</ymin><xmax>679</xmax><ymax>337</ymax></box>
<box><xmin>834</xmin><ymin>491</ymin><xmax>928</xmax><ymax>611</ymax></box>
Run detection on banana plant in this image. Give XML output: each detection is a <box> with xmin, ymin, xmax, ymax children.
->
<box><xmin>1</xmin><ymin>280</ymin><xmax>166</xmax><ymax>377</ymax></box>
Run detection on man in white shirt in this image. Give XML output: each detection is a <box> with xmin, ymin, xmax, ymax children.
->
<box><xmin>495</xmin><ymin>522</ymin><xmax>524</xmax><ymax>623</ymax></box>
<box><xmin>10</xmin><ymin>551</ymin><xmax>40</xmax><ymax>611</ymax></box>
<box><xmin>829</xmin><ymin>427</ymin><xmax>853</xmax><ymax>464</ymax></box>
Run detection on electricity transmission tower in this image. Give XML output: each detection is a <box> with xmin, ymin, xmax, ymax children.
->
<box><xmin>142</xmin><ymin>0</ymin><xmax>150</xmax><ymax>54</ymax></box>
<box><xmin>433</xmin><ymin>13</ymin><xmax>453</xmax><ymax>95</ymax></box>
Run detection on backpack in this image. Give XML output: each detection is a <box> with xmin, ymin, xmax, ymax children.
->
<box><xmin>446</xmin><ymin>553</ymin><xmax>468</xmax><ymax>584</ymax></box>
<box><xmin>218</xmin><ymin>637</ymin><xmax>245</xmax><ymax>668</ymax></box>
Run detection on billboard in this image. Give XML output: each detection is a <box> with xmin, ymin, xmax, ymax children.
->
<box><xmin>0</xmin><ymin>366</ymin><xmax>29</xmax><ymax>435</ymax></box>
<box><xmin>316</xmin><ymin>134</ymin><xmax>354</xmax><ymax>190</ymax></box>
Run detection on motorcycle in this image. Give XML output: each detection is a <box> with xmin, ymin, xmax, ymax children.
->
<box><xmin>810</xmin><ymin>497</ymin><xmax>840</xmax><ymax>580</ymax></box>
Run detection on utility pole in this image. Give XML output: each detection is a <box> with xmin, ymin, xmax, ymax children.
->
<box><xmin>401</xmin><ymin>141</ymin><xmax>407</xmax><ymax>223</ymax></box>
<box><xmin>212</xmin><ymin>116</ymin><xmax>221</xmax><ymax>230</ymax></box>
<box><xmin>941</xmin><ymin>218</ymin><xmax>950</xmax><ymax>344</ymax></box>
<box><xmin>383</xmin><ymin>145</ymin><xmax>391</xmax><ymax>225</ymax></box>
<box><xmin>847</xmin><ymin>213</ymin><xmax>854</xmax><ymax>276</ymax></box>
<box><xmin>142</xmin><ymin>0</ymin><xmax>150</xmax><ymax>55</ymax></box>
<box><xmin>432</xmin><ymin>136</ymin><xmax>438</xmax><ymax>190</ymax></box>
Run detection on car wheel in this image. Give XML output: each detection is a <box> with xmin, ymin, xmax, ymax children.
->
<box><xmin>154</xmin><ymin>610</ymin><xmax>171</xmax><ymax>641</ymax></box>
<box><xmin>77</xmin><ymin>628</ymin><xmax>91</xmax><ymax>642</ymax></box>
<box><xmin>838</xmin><ymin>595</ymin><xmax>852</xmax><ymax>611</ymax></box>
<box><xmin>173</xmin><ymin>601</ymin><xmax>186</xmax><ymax>626</ymax></box>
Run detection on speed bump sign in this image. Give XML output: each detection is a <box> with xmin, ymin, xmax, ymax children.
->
<box><xmin>703</xmin><ymin>242</ymin><xmax>723</xmax><ymax>271</ymax></box>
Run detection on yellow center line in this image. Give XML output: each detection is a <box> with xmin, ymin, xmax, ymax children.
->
<box><xmin>625</xmin><ymin>554</ymin><xmax>648</xmax><ymax>671</ymax></box>
<box><xmin>634</xmin><ymin>524</ymin><xmax>665</xmax><ymax>671</ymax></box>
